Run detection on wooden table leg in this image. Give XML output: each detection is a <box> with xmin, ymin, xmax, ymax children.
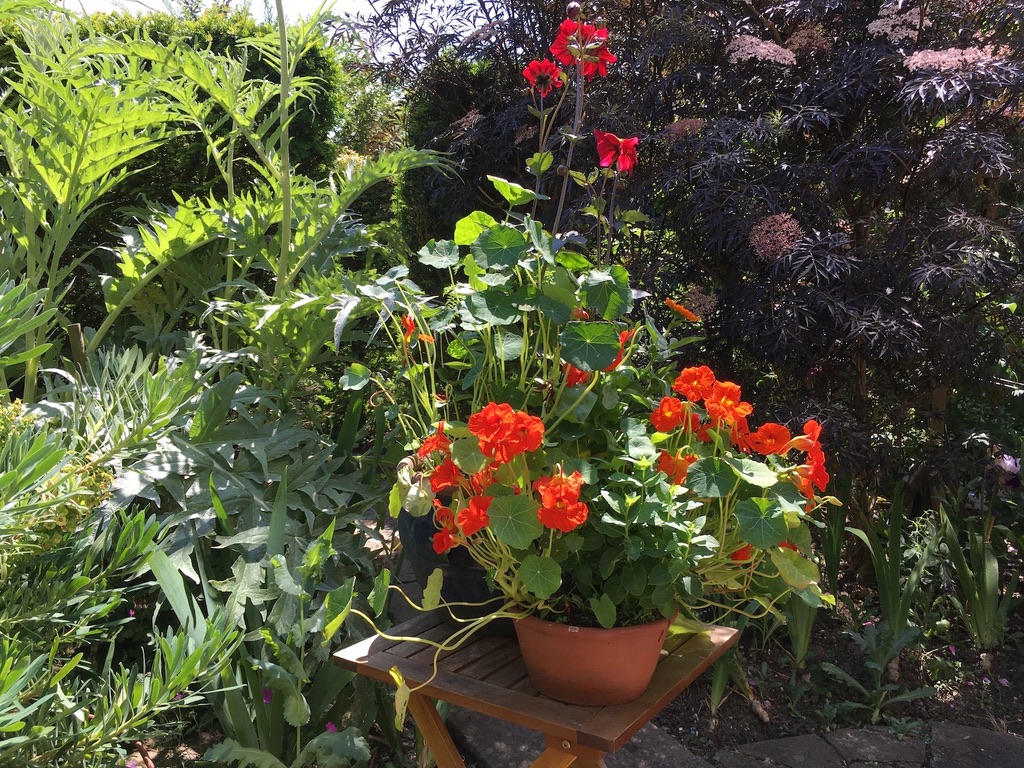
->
<box><xmin>407</xmin><ymin>691</ymin><xmax>466</xmax><ymax>768</ymax></box>
<box><xmin>534</xmin><ymin>735</ymin><xmax>609</xmax><ymax>767</ymax></box>
<box><xmin>528</xmin><ymin>748</ymin><xmax>579</xmax><ymax>767</ymax></box>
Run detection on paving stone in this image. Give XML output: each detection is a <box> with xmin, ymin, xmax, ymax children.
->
<box><xmin>825</xmin><ymin>727</ymin><xmax>926</xmax><ymax>765</ymax></box>
<box><xmin>931</xmin><ymin>722</ymin><xmax>1024</xmax><ymax>768</ymax></box>
<box><xmin>713</xmin><ymin>750</ymin><xmax>773</xmax><ymax>767</ymax></box>
<box><xmin>849</xmin><ymin>763</ymin><xmax>923</xmax><ymax>768</ymax></box>
<box><xmin>447</xmin><ymin>707</ymin><xmax>711</xmax><ymax>767</ymax></box>
<box><xmin>736</xmin><ymin>734</ymin><xmax>844</xmax><ymax>768</ymax></box>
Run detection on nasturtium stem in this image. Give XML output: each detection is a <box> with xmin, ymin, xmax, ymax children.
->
<box><xmin>552</xmin><ymin>58</ymin><xmax>586</xmax><ymax>236</ymax></box>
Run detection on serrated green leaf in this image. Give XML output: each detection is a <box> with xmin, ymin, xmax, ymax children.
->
<box><xmin>489</xmin><ymin>495</ymin><xmax>543</xmax><ymax>549</ymax></box>
<box><xmin>520</xmin><ymin>554</ymin><xmax>561</xmax><ymax>599</ymax></box>
<box><xmin>736</xmin><ymin>498</ymin><xmax>789</xmax><ymax>549</ymax></box>
<box><xmin>454</xmin><ymin>211</ymin><xmax>498</xmax><ymax>245</ymax></box>
<box><xmin>526</xmin><ymin>151</ymin><xmax>554</xmax><ymax>176</ymax></box>
<box><xmin>559</xmin><ymin>321</ymin><xmax>620</xmax><ymax>370</ymax></box>
<box><xmin>471</xmin><ymin>225</ymin><xmax>528</xmax><ymax>270</ymax></box>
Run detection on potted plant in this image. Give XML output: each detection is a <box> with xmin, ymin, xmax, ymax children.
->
<box><xmin>341</xmin><ymin>6</ymin><xmax>834</xmax><ymax>707</ymax></box>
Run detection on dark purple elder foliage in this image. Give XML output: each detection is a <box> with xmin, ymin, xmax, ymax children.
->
<box><xmin>632</xmin><ymin>0</ymin><xmax>1024</xmax><ymax>478</ymax></box>
<box><xmin>354</xmin><ymin>0</ymin><xmax>1024</xmax><ymax>481</ymax></box>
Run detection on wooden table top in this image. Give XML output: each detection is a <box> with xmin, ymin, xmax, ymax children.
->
<box><xmin>333</xmin><ymin>612</ymin><xmax>738</xmax><ymax>753</ymax></box>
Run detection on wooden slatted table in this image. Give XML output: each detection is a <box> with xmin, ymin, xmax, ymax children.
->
<box><xmin>333</xmin><ymin>612</ymin><xmax>738</xmax><ymax>768</ymax></box>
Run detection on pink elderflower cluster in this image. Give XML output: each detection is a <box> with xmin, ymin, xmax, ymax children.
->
<box><xmin>726</xmin><ymin>35</ymin><xmax>796</xmax><ymax>66</ymax></box>
<box><xmin>786</xmin><ymin>25</ymin><xmax>830</xmax><ymax>55</ymax></box>
<box><xmin>867</xmin><ymin>5</ymin><xmax>931</xmax><ymax>43</ymax></box>
<box><xmin>749</xmin><ymin>214</ymin><xmax>805</xmax><ymax>262</ymax></box>
<box><xmin>678</xmin><ymin>285</ymin><xmax>718</xmax><ymax>318</ymax></box>
<box><xmin>904</xmin><ymin>46</ymin><xmax>993</xmax><ymax>71</ymax></box>
<box><xmin>664</xmin><ymin>118</ymin><xmax>705</xmax><ymax>141</ymax></box>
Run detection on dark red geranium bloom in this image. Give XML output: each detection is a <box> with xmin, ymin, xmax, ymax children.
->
<box><xmin>549</xmin><ymin>18</ymin><xmax>617</xmax><ymax>80</ymax></box>
<box><xmin>522</xmin><ymin>59</ymin><xmax>564</xmax><ymax>98</ymax></box>
<box><xmin>594</xmin><ymin>130</ymin><xmax>639</xmax><ymax>175</ymax></box>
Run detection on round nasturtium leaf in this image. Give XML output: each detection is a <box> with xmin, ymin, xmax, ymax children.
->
<box><xmin>686</xmin><ymin>457</ymin><xmax>738</xmax><ymax>499</ymax></box>
<box><xmin>734</xmin><ymin>497</ymin><xmax>789</xmax><ymax>549</ymax></box>
<box><xmin>559</xmin><ymin>321</ymin><xmax>620</xmax><ymax>371</ymax></box>
<box><xmin>471</xmin><ymin>225</ymin><xmax>528</xmax><ymax>270</ymax></box>
<box><xmin>519</xmin><ymin>554</ymin><xmax>561</xmax><ymax>599</ymax></box>
<box><xmin>770</xmin><ymin>547</ymin><xmax>820</xmax><ymax>590</ymax></box>
<box><xmin>454</xmin><ymin>211</ymin><xmax>498</xmax><ymax>245</ymax></box>
<box><xmin>725</xmin><ymin>456</ymin><xmax>780</xmax><ymax>488</ymax></box>
<box><xmin>488</xmin><ymin>495</ymin><xmax>543</xmax><ymax>549</ymax></box>
<box><xmin>417</xmin><ymin>239</ymin><xmax>461</xmax><ymax>269</ymax></box>
<box><xmin>488</xmin><ymin>175</ymin><xmax>541</xmax><ymax>207</ymax></box>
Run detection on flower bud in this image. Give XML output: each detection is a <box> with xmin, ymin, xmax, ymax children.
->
<box><xmin>594</xmin><ymin>16</ymin><xmax>607</xmax><ymax>29</ymax></box>
<box><xmin>566</xmin><ymin>2</ymin><xmax>581</xmax><ymax>19</ymax></box>
<box><xmin>556</xmin><ymin>164</ymin><xmax>569</xmax><ymax>176</ymax></box>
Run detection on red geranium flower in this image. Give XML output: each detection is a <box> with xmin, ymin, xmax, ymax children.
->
<box><xmin>650</xmin><ymin>396</ymin><xmax>686</xmax><ymax>433</ymax></box>
<box><xmin>522</xmin><ymin>59</ymin><xmax>564</xmax><ymax>98</ymax></box>
<box><xmin>534</xmin><ymin>469</ymin><xmax>589</xmax><ymax>532</ymax></box>
<box><xmin>594</xmin><ymin>130</ymin><xmax>640</xmax><ymax>175</ymax></box>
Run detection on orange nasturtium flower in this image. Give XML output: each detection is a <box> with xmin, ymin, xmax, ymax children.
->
<box><xmin>704</xmin><ymin>381</ymin><xmax>754</xmax><ymax>426</ymax></box>
<box><xmin>534</xmin><ymin>469</ymin><xmax>589</xmax><ymax>533</ymax></box>
<box><xmin>563</xmin><ymin>362</ymin><xmax>591</xmax><ymax>387</ymax></box>
<box><xmin>401</xmin><ymin>315</ymin><xmax>416</xmax><ymax>343</ymax></box>
<box><xmin>430</xmin><ymin>457</ymin><xmax>464</xmax><ymax>494</ymax></box>
<box><xmin>417</xmin><ymin>422</ymin><xmax>451</xmax><ymax>457</ymax></box>
<box><xmin>666</xmin><ymin>298</ymin><xmax>700</xmax><ymax>322</ymax></box>
<box><xmin>657</xmin><ymin>449</ymin><xmax>697</xmax><ymax>485</ymax></box>
<box><xmin>468</xmin><ymin>403</ymin><xmax>544</xmax><ymax>465</ymax></box>
<box><xmin>746</xmin><ymin>422</ymin><xmax>792</xmax><ymax>455</ymax></box>
<box><xmin>432</xmin><ymin>502</ymin><xmax>459</xmax><ymax>554</ymax></box>
<box><xmin>603</xmin><ymin>329</ymin><xmax>636</xmax><ymax>371</ymax></box>
<box><xmin>650</xmin><ymin>396</ymin><xmax>686</xmax><ymax>433</ymax></box>
<box><xmin>672</xmin><ymin>365</ymin><xmax>716</xmax><ymax>403</ymax></box>
<box><xmin>457</xmin><ymin>495</ymin><xmax>492</xmax><ymax>536</ymax></box>
<box><xmin>731</xmin><ymin>543</ymin><xmax>753</xmax><ymax>562</ymax></box>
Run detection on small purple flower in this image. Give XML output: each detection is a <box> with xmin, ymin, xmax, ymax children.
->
<box><xmin>998</xmin><ymin>455</ymin><xmax>1020</xmax><ymax>475</ymax></box>
<box><xmin>999</xmin><ymin>678</ymin><xmax>1010</xmax><ymax>687</ymax></box>
<box><xmin>172</xmin><ymin>692</ymin><xmax>185</xmax><ymax>701</ymax></box>
<box><xmin>261</xmin><ymin>688</ymin><xmax>272</xmax><ymax>704</ymax></box>
<box><xmin>949</xmin><ymin>645</ymin><xmax>957</xmax><ymax>656</ymax></box>
<box><xmin>128</xmin><ymin>609</ymin><xmax>135</xmax><ymax>617</ymax></box>
<box><xmin>983</xmin><ymin>677</ymin><xmax>991</xmax><ymax>685</ymax></box>
<box><xmin>325</xmin><ymin>721</ymin><xmax>338</xmax><ymax>733</ymax></box>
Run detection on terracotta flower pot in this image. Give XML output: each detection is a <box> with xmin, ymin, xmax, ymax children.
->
<box><xmin>514</xmin><ymin>613</ymin><xmax>672</xmax><ymax>706</ymax></box>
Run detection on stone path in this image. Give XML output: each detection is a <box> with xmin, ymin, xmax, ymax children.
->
<box><xmin>447</xmin><ymin>712</ymin><xmax>1024</xmax><ymax>768</ymax></box>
